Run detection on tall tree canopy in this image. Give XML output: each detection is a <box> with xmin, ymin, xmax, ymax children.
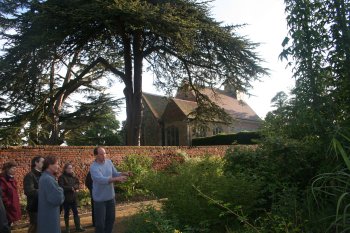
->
<box><xmin>268</xmin><ymin>1</ymin><xmax>350</xmax><ymax>231</ymax></box>
<box><xmin>0</xmin><ymin>0</ymin><xmax>266</xmax><ymax>145</ymax></box>
<box><xmin>274</xmin><ymin>0</ymin><xmax>350</xmax><ymax>141</ymax></box>
<box><xmin>65</xmin><ymin>105</ymin><xmax>123</xmax><ymax>146</ymax></box>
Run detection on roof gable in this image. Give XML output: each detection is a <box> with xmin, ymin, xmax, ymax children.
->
<box><xmin>161</xmin><ymin>99</ymin><xmax>188</xmax><ymax>122</ymax></box>
<box><xmin>200</xmin><ymin>88</ymin><xmax>261</xmax><ymax>121</ymax></box>
<box><xmin>174</xmin><ymin>87</ymin><xmax>261</xmax><ymax>122</ymax></box>
<box><xmin>143</xmin><ymin>87</ymin><xmax>262</xmax><ymax>123</ymax></box>
<box><xmin>142</xmin><ymin>92</ymin><xmax>169</xmax><ymax>119</ymax></box>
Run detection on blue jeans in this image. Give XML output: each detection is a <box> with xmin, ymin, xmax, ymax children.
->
<box><xmin>63</xmin><ymin>201</ymin><xmax>79</xmax><ymax>219</ymax></box>
<box><xmin>94</xmin><ymin>199</ymin><xmax>115</xmax><ymax>233</ymax></box>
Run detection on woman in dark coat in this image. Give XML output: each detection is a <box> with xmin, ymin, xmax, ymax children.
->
<box><xmin>0</xmin><ymin>186</ymin><xmax>10</xmax><ymax>233</ymax></box>
<box><xmin>37</xmin><ymin>156</ymin><xmax>64</xmax><ymax>233</ymax></box>
<box><xmin>0</xmin><ymin>162</ymin><xmax>21</xmax><ymax>226</ymax></box>
<box><xmin>58</xmin><ymin>163</ymin><xmax>85</xmax><ymax>233</ymax></box>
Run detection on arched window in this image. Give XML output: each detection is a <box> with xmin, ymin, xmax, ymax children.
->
<box><xmin>192</xmin><ymin>126</ymin><xmax>207</xmax><ymax>138</ymax></box>
<box><xmin>166</xmin><ymin>126</ymin><xmax>179</xmax><ymax>146</ymax></box>
<box><xmin>213</xmin><ymin>126</ymin><xmax>223</xmax><ymax>135</ymax></box>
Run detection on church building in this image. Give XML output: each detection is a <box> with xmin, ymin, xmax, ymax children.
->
<box><xmin>141</xmin><ymin>85</ymin><xmax>262</xmax><ymax>146</ymax></box>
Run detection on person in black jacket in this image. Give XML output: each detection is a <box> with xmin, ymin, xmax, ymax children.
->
<box><xmin>0</xmin><ymin>186</ymin><xmax>10</xmax><ymax>233</ymax></box>
<box><xmin>84</xmin><ymin>171</ymin><xmax>95</xmax><ymax>227</ymax></box>
<box><xmin>23</xmin><ymin>156</ymin><xmax>44</xmax><ymax>233</ymax></box>
<box><xmin>58</xmin><ymin>163</ymin><xmax>85</xmax><ymax>233</ymax></box>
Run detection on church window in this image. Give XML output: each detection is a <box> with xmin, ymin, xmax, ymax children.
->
<box><xmin>166</xmin><ymin>126</ymin><xmax>179</xmax><ymax>146</ymax></box>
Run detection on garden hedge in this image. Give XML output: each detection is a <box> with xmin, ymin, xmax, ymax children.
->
<box><xmin>192</xmin><ymin>131</ymin><xmax>261</xmax><ymax>146</ymax></box>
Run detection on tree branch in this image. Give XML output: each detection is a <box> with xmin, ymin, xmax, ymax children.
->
<box><xmin>49</xmin><ymin>57</ymin><xmax>125</xmax><ymax>108</ymax></box>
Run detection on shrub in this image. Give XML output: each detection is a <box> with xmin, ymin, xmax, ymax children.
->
<box><xmin>224</xmin><ymin>136</ymin><xmax>329</xmax><ymax>232</ymax></box>
<box><xmin>309</xmin><ymin>130</ymin><xmax>350</xmax><ymax>232</ymax></box>
<box><xmin>76</xmin><ymin>189</ymin><xmax>91</xmax><ymax>207</ymax></box>
<box><xmin>255</xmin><ymin>212</ymin><xmax>304</xmax><ymax>233</ymax></box>
<box><xmin>192</xmin><ymin>131</ymin><xmax>261</xmax><ymax>146</ymax></box>
<box><xmin>142</xmin><ymin>156</ymin><xmax>260</xmax><ymax>232</ymax></box>
<box><xmin>224</xmin><ymin>136</ymin><xmax>325</xmax><ymax>198</ymax></box>
<box><xmin>20</xmin><ymin>194</ymin><xmax>27</xmax><ymax>215</ymax></box>
<box><xmin>116</xmin><ymin>154</ymin><xmax>153</xmax><ymax>199</ymax></box>
<box><xmin>123</xmin><ymin>206</ymin><xmax>188</xmax><ymax>233</ymax></box>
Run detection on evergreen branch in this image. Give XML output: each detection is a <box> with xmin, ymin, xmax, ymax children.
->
<box><xmin>192</xmin><ymin>185</ymin><xmax>261</xmax><ymax>233</ymax></box>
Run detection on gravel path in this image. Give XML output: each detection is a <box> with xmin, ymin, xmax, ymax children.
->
<box><xmin>12</xmin><ymin>200</ymin><xmax>161</xmax><ymax>233</ymax></box>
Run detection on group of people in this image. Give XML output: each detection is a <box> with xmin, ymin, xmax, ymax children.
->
<box><xmin>0</xmin><ymin>146</ymin><xmax>132</xmax><ymax>233</ymax></box>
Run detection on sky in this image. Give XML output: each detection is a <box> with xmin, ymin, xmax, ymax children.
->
<box><xmin>108</xmin><ymin>0</ymin><xmax>296</xmax><ymax>122</ymax></box>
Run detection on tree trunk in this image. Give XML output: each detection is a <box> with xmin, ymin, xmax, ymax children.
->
<box><xmin>47</xmin><ymin>90</ymin><xmax>65</xmax><ymax>145</ymax></box>
<box><xmin>122</xmin><ymin>33</ymin><xmax>135</xmax><ymax>145</ymax></box>
<box><xmin>124</xmin><ymin>30</ymin><xmax>143</xmax><ymax>146</ymax></box>
<box><xmin>47</xmin><ymin>59</ymin><xmax>61</xmax><ymax>145</ymax></box>
<box><xmin>131</xmin><ymin>30</ymin><xmax>143</xmax><ymax>146</ymax></box>
<box><xmin>47</xmin><ymin>53</ymin><xmax>77</xmax><ymax>145</ymax></box>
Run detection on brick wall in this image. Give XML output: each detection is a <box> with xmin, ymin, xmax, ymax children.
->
<box><xmin>0</xmin><ymin>146</ymin><xmax>231</xmax><ymax>194</ymax></box>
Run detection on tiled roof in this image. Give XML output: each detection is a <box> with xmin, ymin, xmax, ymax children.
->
<box><xmin>142</xmin><ymin>88</ymin><xmax>261</xmax><ymax>122</ymax></box>
<box><xmin>199</xmin><ymin>88</ymin><xmax>262</xmax><ymax>122</ymax></box>
<box><xmin>171</xmin><ymin>98</ymin><xmax>198</xmax><ymax>116</ymax></box>
<box><xmin>142</xmin><ymin>92</ymin><xmax>169</xmax><ymax>119</ymax></box>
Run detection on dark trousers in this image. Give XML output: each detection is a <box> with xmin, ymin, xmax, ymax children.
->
<box><xmin>89</xmin><ymin>191</ymin><xmax>95</xmax><ymax>227</ymax></box>
<box><xmin>27</xmin><ymin>212</ymin><xmax>37</xmax><ymax>233</ymax></box>
<box><xmin>0</xmin><ymin>226</ymin><xmax>10</xmax><ymax>233</ymax></box>
<box><xmin>63</xmin><ymin>202</ymin><xmax>79</xmax><ymax>219</ymax></box>
<box><xmin>94</xmin><ymin>199</ymin><xmax>115</xmax><ymax>233</ymax></box>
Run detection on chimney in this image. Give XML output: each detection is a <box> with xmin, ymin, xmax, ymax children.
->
<box><xmin>175</xmin><ymin>80</ymin><xmax>196</xmax><ymax>101</ymax></box>
<box><xmin>224</xmin><ymin>84</ymin><xmax>237</xmax><ymax>99</ymax></box>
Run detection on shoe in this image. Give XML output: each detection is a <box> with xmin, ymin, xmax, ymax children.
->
<box><xmin>64</xmin><ymin>218</ymin><xmax>71</xmax><ymax>233</ymax></box>
<box><xmin>73</xmin><ymin>215</ymin><xmax>86</xmax><ymax>232</ymax></box>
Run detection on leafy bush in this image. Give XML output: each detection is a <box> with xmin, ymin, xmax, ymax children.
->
<box><xmin>123</xmin><ymin>206</ymin><xmax>189</xmax><ymax>233</ymax></box>
<box><xmin>116</xmin><ymin>154</ymin><xmax>154</xmax><ymax>199</ymax></box>
<box><xmin>192</xmin><ymin>131</ymin><xmax>261</xmax><ymax>146</ymax></box>
<box><xmin>309</xmin><ymin>130</ymin><xmax>350</xmax><ymax>232</ymax></box>
<box><xmin>255</xmin><ymin>212</ymin><xmax>304</xmax><ymax>233</ymax></box>
<box><xmin>142</xmin><ymin>156</ymin><xmax>260</xmax><ymax>232</ymax></box>
<box><xmin>76</xmin><ymin>189</ymin><xmax>91</xmax><ymax>207</ymax></box>
<box><xmin>20</xmin><ymin>194</ymin><xmax>27</xmax><ymax>215</ymax></box>
<box><xmin>223</xmin><ymin>137</ymin><xmax>325</xmax><ymax>232</ymax></box>
<box><xmin>225</xmin><ymin>136</ymin><xmax>324</xmax><ymax>197</ymax></box>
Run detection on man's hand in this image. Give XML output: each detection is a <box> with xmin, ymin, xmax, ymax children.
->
<box><xmin>110</xmin><ymin>176</ymin><xmax>128</xmax><ymax>183</ymax></box>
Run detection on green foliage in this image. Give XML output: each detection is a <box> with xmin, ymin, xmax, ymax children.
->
<box><xmin>260</xmin><ymin>1</ymin><xmax>350</xmax><ymax>230</ymax></box>
<box><xmin>255</xmin><ymin>212</ymin><xmax>304</xmax><ymax>233</ymax></box>
<box><xmin>0</xmin><ymin>0</ymin><xmax>267</xmax><ymax>145</ymax></box>
<box><xmin>116</xmin><ymin>154</ymin><xmax>154</xmax><ymax>199</ymax></box>
<box><xmin>277</xmin><ymin>0</ymin><xmax>350</xmax><ymax>142</ymax></box>
<box><xmin>224</xmin><ymin>138</ymin><xmax>326</xmax><ymax>232</ymax></box>
<box><xmin>310</xmin><ymin>130</ymin><xmax>350</xmax><ymax>232</ymax></box>
<box><xmin>65</xmin><ymin>108</ymin><xmax>122</xmax><ymax>146</ymax></box>
<box><xmin>225</xmin><ymin>137</ymin><xmax>324</xmax><ymax>190</ymax></box>
<box><xmin>270</xmin><ymin>2</ymin><xmax>350</xmax><ymax>229</ymax></box>
<box><xmin>192</xmin><ymin>131</ymin><xmax>261</xmax><ymax>146</ymax></box>
<box><xmin>142</xmin><ymin>156</ymin><xmax>260</xmax><ymax>232</ymax></box>
<box><xmin>124</xmin><ymin>206</ymin><xmax>188</xmax><ymax>233</ymax></box>
<box><xmin>0</xmin><ymin>91</ymin><xmax>121</xmax><ymax>146</ymax></box>
<box><xmin>76</xmin><ymin>189</ymin><xmax>92</xmax><ymax>207</ymax></box>
<box><xmin>20</xmin><ymin>194</ymin><xmax>28</xmax><ymax>215</ymax></box>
